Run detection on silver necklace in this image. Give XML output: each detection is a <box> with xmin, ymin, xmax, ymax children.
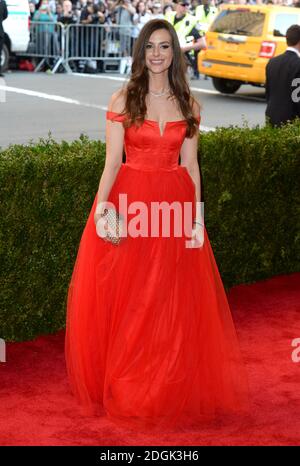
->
<box><xmin>149</xmin><ymin>87</ymin><xmax>170</xmax><ymax>97</ymax></box>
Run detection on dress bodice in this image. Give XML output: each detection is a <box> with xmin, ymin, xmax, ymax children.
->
<box><xmin>106</xmin><ymin>111</ymin><xmax>201</xmax><ymax>171</ymax></box>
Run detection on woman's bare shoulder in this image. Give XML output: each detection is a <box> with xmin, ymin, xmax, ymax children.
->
<box><xmin>189</xmin><ymin>95</ymin><xmax>201</xmax><ymax>119</ymax></box>
<box><xmin>107</xmin><ymin>88</ymin><xmax>127</xmax><ymax>113</ymax></box>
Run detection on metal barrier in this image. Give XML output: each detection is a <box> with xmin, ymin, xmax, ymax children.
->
<box><xmin>16</xmin><ymin>22</ymin><xmax>193</xmax><ymax>76</ymax></box>
<box><xmin>64</xmin><ymin>24</ymin><xmax>136</xmax><ymax>74</ymax></box>
<box><xmin>16</xmin><ymin>21</ymin><xmax>69</xmax><ymax>73</ymax></box>
<box><xmin>16</xmin><ymin>22</ymin><xmax>136</xmax><ymax>74</ymax></box>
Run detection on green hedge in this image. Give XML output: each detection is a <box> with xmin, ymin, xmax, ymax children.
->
<box><xmin>0</xmin><ymin>122</ymin><xmax>299</xmax><ymax>342</ymax></box>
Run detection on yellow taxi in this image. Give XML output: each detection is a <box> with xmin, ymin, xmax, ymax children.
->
<box><xmin>198</xmin><ymin>4</ymin><xmax>300</xmax><ymax>93</ymax></box>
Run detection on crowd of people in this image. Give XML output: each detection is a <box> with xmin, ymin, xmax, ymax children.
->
<box><xmin>24</xmin><ymin>0</ymin><xmax>300</xmax><ymax>74</ymax></box>
<box><xmin>29</xmin><ymin>0</ymin><xmax>300</xmax><ymax>36</ymax></box>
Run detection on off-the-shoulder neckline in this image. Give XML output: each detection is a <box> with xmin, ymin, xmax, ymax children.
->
<box><xmin>106</xmin><ymin>110</ymin><xmax>200</xmax><ymax>124</ymax></box>
<box><xmin>106</xmin><ymin>110</ymin><xmax>200</xmax><ymax>137</ymax></box>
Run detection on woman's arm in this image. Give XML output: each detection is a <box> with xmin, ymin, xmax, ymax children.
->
<box><xmin>179</xmin><ymin>97</ymin><xmax>203</xmax><ymax>225</ymax></box>
<box><xmin>94</xmin><ymin>89</ymin><xmax>125</xmax><ymax>225</ymax></box>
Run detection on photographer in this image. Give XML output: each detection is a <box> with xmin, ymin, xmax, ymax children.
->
<box><xmin>80</xmin><ymin>1</ymin><xmax>96</xmax><ymax>23</ymax></box>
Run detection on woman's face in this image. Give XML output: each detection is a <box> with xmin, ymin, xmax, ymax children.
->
<box><xmin>145</xmin><ymin>29</ymin><xmax>173</xmax><ymax>74</ymax></box>
<box><xmin>138</xmin><ymin>2</ymin><xmax>146</xmax><ymax>12</ymax></box>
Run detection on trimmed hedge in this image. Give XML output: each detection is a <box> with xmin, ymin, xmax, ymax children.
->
<box><xmin>200</xmin><ymin>121</ymin><xmax>299</xmax><ymax>288</ymax></box>
<box><xmin>0</xmin><ymin>122</ymin><xmax>299</xmax><ymax>342</ymax></box>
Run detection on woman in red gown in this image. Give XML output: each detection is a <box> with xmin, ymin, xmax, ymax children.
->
<box><xmin>65</xmin><ymin>19</ymin><xmax>250</xmax><ymax>433</ymax></box>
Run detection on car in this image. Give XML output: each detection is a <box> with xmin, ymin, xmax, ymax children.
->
<box><xmin>1</xmin><ymin>0</ymin><xmax>30</xmax><ymax>72</ymax></box>
<box><xmin>198</xmin><ymin>4</ymin><xmax>300</xmax><ymax>94</ymax></box>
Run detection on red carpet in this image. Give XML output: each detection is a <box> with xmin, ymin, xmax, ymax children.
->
<box><xmin>1</xmin><ymin>272</ymin><xmax>299</xmax><ymax>446</ymax></box>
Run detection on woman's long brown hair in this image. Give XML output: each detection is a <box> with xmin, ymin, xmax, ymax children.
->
<box><xmin>118</xmin><ymin>19</ymin><xmax>200</xmax><ymax>138</ymax></box>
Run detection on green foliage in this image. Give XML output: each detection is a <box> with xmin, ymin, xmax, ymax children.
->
<box><xmin>0</xmin><ymin>123</ymin><xmax>299</xmax><ymax>342</ymax></box>
<box><xmin>200</xmin><ymin>120</ymin><xmax>300</xmax><ymax>288</ymax></box>
<box><xmin>0</xmin><ymin>135</ymin><xmax>105</xmax><ymax>342</ymax></box>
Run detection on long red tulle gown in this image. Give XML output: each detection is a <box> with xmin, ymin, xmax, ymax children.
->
<box><xmin>65</xmin><ymin>110</ymin><xmax>250</xmax><ymax>433</ymax></box>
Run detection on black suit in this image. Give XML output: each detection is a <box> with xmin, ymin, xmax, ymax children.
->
<box><xmin>265</xmin><ymin>49</ymin><xmax>300</xmax><ymax>127</ymax></box>
<box><xmin>0</xmin><ymin>0</ymin><xmax>8</xmax><ymax>73</ymax></box>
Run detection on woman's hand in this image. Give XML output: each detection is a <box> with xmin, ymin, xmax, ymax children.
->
<box><xmin>190</xmin><ymin>223</ymin><xmax>204</xmax><ymax>248</ymax></box>
<box><xmin>94</xmin><ymin>203</ymin><xmax>107</xmax><ymax>226</ymax></box>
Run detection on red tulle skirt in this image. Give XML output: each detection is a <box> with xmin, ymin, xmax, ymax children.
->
<box><xmin>65</xmin><ymin>164</ymin><xmax>250</xmax><ymax>433</ymax></box>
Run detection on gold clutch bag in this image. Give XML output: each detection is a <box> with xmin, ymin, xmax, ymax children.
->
<box><xmin>96</xmin><ymin>207</ymin><xmax>125</xmax><ymax>245</ymax></box>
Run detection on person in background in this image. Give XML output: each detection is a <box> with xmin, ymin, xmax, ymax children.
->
<box><xmin>33</xmin><ymin>0</ymin><xmax>63</xmax><ymax>72</ymax></box>
<box><xmin>114</xmin><ymin>0</ymin><xmax>136</xmax><ymax>57</ymax></box>
<box><xmin>0</xmin><ymin>0</ymin><xmax>8</xmax><ymax>77</ymax></box>
<box><xmin>265</xmin><ymin>24</ymin><xmax>300</xmax><ymax>127</ymax></box>
<box><xmin>165</xmin><ymin>0</ymin><xmax>206</xmax><ymax>80</ymax></box>
<box><xmin>151</xmin><ymin>2</ymin><xmax>164</xmax><ymax>19</ymax></box>
<box><xmin>163</xmin><ymin>3</ymin><xmax>173</xmax><ymax>15</ymax></box>
<box><xmin>130</xmin><ymin>0</ymin><xmax>140</xmax><ymax>47</ymax></box>
<box><xmin>55</xmin><ymin>2</ymin><xmax>63</xmax><ymax>21</ymax></box>
<box><xmin>80</xmin><ymin>0</ymin><xmax>94</xmax><ymax>23</ymax></box>
<box><xmin>32</xmin><ymin>0</ymin><xmax>56</xmax><ymax>32</ymax></box>
<box><xmin>29</xmin><ymin>2</ymin><xmax>36</xmax><ymax>20</ymax></box>
<box><xmin>114</xmin><ymin>0</ymin><xmax>136</xmax><ymax>73</ymax></box>
<box><xmin>55</xmin><ymin>0</ymin><xmax>77</xmax><ymax>23</ymax></box>
<box><xmin>132</xmin><ymin>1</ymin><xmax>152</xmax><ymax>35</ymax></box>
<box><xmin>194</xmin><ymin>0</ymin><xmax>218</xmax><ymax>36</ymax></box>
<box><xmin>48</xmin><ymin>0</ymin><xmax>57</xmax><ymax>14</ymax></box>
